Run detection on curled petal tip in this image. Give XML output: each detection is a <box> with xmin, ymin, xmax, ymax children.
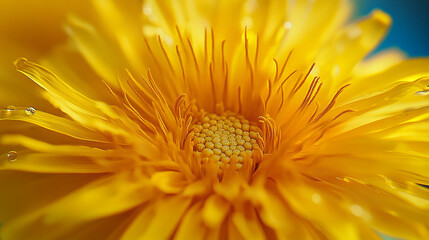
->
<box><xmin>14</xmin><ymin>57</ymin><xmax>30</xmax><ymax>70</ymax></box>
<box><xmin>370</xmin><ymin>9</ymin><xmax>392</xmax><ymax>26</ymax></box>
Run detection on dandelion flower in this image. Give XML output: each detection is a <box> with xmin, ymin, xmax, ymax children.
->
<box><xmin>1</xmin><ymin>0</ymin><xmax>429</xmax><ymax>239</ymax></box>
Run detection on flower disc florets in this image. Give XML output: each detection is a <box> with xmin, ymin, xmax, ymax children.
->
<box><xmin>191</xmin><ymin>111</ymin><xmax>263</xmax><ymax>173</ymax></box>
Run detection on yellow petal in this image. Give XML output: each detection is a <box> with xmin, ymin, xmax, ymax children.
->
<box><xmin>231</xmin><ymin>210</ymin><xmax>266</xmax><ymax>240</ymax></box>
<box><xmin>63</xmin><ymin>213</ymin><xmax>131</xmax><ymax>240</ymax></box>
<box><xmin>65</xmin><ymin>15</ymin><xmax>127</xmax><ymax>88</ymax></box>
<box><xmin>317</xmin><ymin>10</ymin><xmax>391</xmax><ymax>91</ymax></box>
<box><xmin>151</xmin><ymin>171</ymin><xmax>188</xmax><ymax>194</ymax></box>
<box><xmin>345</xmin><ymin>58</ymin><xmax>429</xmax><ymax>100</ymax></box>
<box><xmin>333</xmin><ymin>179</ymin><xmax>429</xmax><ymax>239</ymax></box>
<box><xmin>14</xmin><ymin>58</ymin><xmax>102</xmax><ymax>116</ymax></box>
<box><xmin>353</xmin><ymin>48</ymin><xmax>406</xmax><ymax>77</ymax></box>
<box><xmin>91</xmin><ymin>0</ymin><xmax>147</xmax><ymax>73</ymax></box>
<box><xmin>274</xmin><ymin>0</ymin><xmax>351</xmax><ymax>69</ymax></box>
<box><xmin>41</xmin><ymin>43</ymin><xmax>114</xmax><ymax>102</ymax></box>
<box><xmin>0</xmin><ymin>210</ymin><xmax>70</xmax><ymax>240</ymax></box>
<box><xmin>336</xmin><ymin>106</ymin><xmax>429</xmax><ymax>139</ymax></box>
<box><xmin>0</xmin><ymin>109</ymin><xmax>107</xmax><ymax>142</ymax></box>
<box><xmin>202</xmin><ymin>194</ymin><xmax>230</xmax><ymax>228</ymax></box>
<box><xmin>175</xmin><ymin>201</ymin><xmax>206</xmax><ymax>240</ymax></box>
<box><xmin>0</xmin><ymin>171</ymin><xmax>100</xmax><ymax>222</ymax></box>
<box><xmin>44</xmin><ymin>173</ymin><xmax>153</xmax><ymax>223</ymax></box>
<box><xmin>121</xmin><ymin>196</ymin><xmax>191</xmax><ymax>240</ymax></box>
<box><xmin>330</xmin><ymin>77</ymin><xmax>429</xmax><ymax>123</ymax></box>
<box><xmin>274</xmin><ymin>175</ymin><xmax>379</xmax><ymax>240</ymax></box>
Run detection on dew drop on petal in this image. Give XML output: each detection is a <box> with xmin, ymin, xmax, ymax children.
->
<box><xmin>284</xmin><ymin>21</ymin><xmax>292</xmax><ymax>30</ymax></box>
<box><xmin>142</xmin><ymin>4</ymin><xmax>153</xmax><ymax>16</ymax></box>
<box><xmin>311</xmin><ymin>193</ymin><xmax>321</xmax><ymax>204</ymax></box>
<box><xmin>241</xmin><ymin>17</ymin><xmax>254</xmax><ymax>28</ymax></box>
<box><xmin>350</xmin><ymin>204</ymin><xmax>364</xmax><ymax>217</ymax></box>
<box><xmin>7</xmin><ymin>151</ymin><xmax>17</xmax><ymax>162</ymax></box>
<box><xmin>25</xmin><ymin>107</ymin><xmax>36</xmax><ymax>116</ymax></box>
<box><xmin>415</xmin><ymin>90</ymin><xmax>429</xmax><ymax>96</ymax></box>
<box><xmin>347</xmin><ymin>26</ymin><xmax>362</xmax><ymax>39</ymax></box>
<box><xmin>332</xmin><ymin>64</ymin><xmax>340</xmax><ymax>77</ymax></box>
<box><xmin>2</xmin><ymin>105</ymin><xmax>16</xmax><ymax>117</ymax></box>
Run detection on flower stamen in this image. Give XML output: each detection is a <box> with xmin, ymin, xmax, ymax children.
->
<box><xmin>191</xmin><ymin>111</ymin><xmax>263</xmax><ymax>175</ymax></box>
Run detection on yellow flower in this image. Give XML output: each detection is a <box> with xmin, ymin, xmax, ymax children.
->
<box><xmin>1</xmin><ymin>0</ymin><xmax>429</xmax><ymax>239</ymax></box>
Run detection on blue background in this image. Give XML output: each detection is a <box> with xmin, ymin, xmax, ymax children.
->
<box><xmin>354</xmin><ymin>0</ymin><xmax>429</xmax><ymax>57</ymax></box>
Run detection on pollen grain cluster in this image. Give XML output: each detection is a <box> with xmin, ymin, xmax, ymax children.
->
<box><xmin>191</xmin><ymin>112</ymin><xmax>263</xmax><ymax>171</ymax></box>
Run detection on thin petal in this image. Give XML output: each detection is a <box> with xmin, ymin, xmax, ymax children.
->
<box><xmin>317</xmin><ymin>10</ymin><xmax>391</xmax><ymax>90</ymax></box>
<box><xmin>0</xmin><ymin>171</ymin><xmax>102</xmax><ymax>222</ymax></box>
<box><xmin>0</xmin><ymin>109</ymin><xmax>108</xmax><ymax>142</ymax></box>
<box><xmin>175</xmin><ymin>201</ymin><xmax>206</xmax><ymax>240</ymax></box>
<box><xmin>14</xmin><ymin>58</ymin><xmax>101</xmax><ymax>116</ymax></box>
<box><xmin>345</xmin><ymin>58</ymin><xmax>429</xmax><ymax>100</ymax></box>
<box><xmin>151</xmin><ymin>171</ymin><xmax>188</xmax><ymax>194</ymax></box>
<box><xmin>201</xmin><ymin>194</ymin><xmax>230</xmax><ymax>228</ymax></box>
<box><xmin>231</xmin><ymin>210</ymin><xmax>266</xmax><ymax>240</ymax></box>
<box><xmin>121</xmin><ymin>196</ymin><xmax>191</xmax><ymax>240</ymax></box>
<box><xmin>353</xmin><ymin>48</ymin><xmax>406</xmax><ymax>77</ymax></box>
<box><xmin>65</xmin><ymin>15</ymin><xmax>127</xmax><ymax>88</ymax></box>
<box><xmin>44</xmin><ymin>173</ymin><xmax>153</xmax><ymax>223</ymax></box>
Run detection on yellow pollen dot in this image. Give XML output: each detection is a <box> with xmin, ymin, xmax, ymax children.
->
<box><xmin>202</xmin><ymin>148</ymin><xmax>213</xmax><ymax>157</ymax></box>
<box><xmin>221</xmin><ymin>146</ymin><xmax>229</xmax><ymax>152</ymax></box>
<box><xmin>205</xmin><ymin>142</ymin><xmax>215</xmax><ymax>149</ymax></box>
<box><xmin>191</xmin><ymin>111</ymin><xmax>262</xmax><ymax>171</ymax></box>
<box><xmin>241</xmin><ymin>119</ymin><xmax>249</xmax><ymax>124</ymax></box>
<box><xmin>196</xmin><ymin>143</ymin><xmax>205</xmax><ymax>151</ymax></box>
<box><xmin>225</xmin><ymin>150</ymin><xmax>233</xmax><ymax>156</ymax></box>
<box><xmin>213</xmin><ymin>148</ymin><xmax>222</xmax><ymax>155</ymax></box>
<box><xmin>215</xmin><ymin>142</ymin><xmax>223</xmax><ymax>149</ymax></box>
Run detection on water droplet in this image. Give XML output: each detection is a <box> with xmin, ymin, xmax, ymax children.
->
<box><xmin>347</xmin><ymin>27</ymin><xmax>362</xmax><ymax>39</ymax></box>
<box><xmin>25</xmin><ymin>107</ymin><xmax>36</xmax><ymax>116</ymax></box>
<box><xmin>2</xmin><ymin>105</ymin><xmax>16</xmax><ymax>117</ymax></box>
<box><xmin>164</xmin><ymin>36</ymin><xmax>174</xmax><ymax>46</ymax></box>
<box><xmin>350</xmin><ymin>204</ymin><xmax>364</xmax><ymax>217</ymax></box>
<box><xmin>7</xmin><ymin>151</ymin><xmax>17</xmax><ymax>162</ymax></box>
<box><xmin>142</xmin><ymin>4</ymin><xmax>153</xmax><ymax>16</ymax></box>
<box><xmin>311</xmin><ymin>193</ymin><xmax>321</xmax><ymax>204</ymax></box>
<box><xmin>332</xmin><ymin>64</ymin><xmax>340</xmax><ymax>77</ymax></box>
<box><xmin>283</xmin><ymin>21</ymin><xmax>292</xmax><ymax>30</ymax></box>
<box><xmin>415</xmin><ymin>90</ymin><xmax>429</xmax><ymax>96</ymax></box>
<box><xmin>241</xmin><ymin>17</ymin><xmax>254</xmax><ymax>28</ymax></box>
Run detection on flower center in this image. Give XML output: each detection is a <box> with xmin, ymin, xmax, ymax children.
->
<box><xmin>191</xmin><ymin>111</ymin><xmax>263</xmax><ymax>173</ymax></box>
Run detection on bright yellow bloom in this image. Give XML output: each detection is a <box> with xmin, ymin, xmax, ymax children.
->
<box><xmin>1</xmin><ymin>0</ymin><xmax>429</xmax><ymax>239</ymax></box>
